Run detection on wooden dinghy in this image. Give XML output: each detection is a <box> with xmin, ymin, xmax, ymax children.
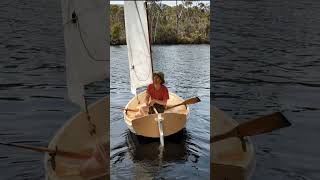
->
<box><xmin>211</xmin><ymin>107</ymin><xmax>256</xmax><ymax>180</ymax></box>
<box><xmin>122</xmin><ymin>1</ymin><xmax>191</xmax><ymax>139</ymax></box>
<box><xmin>44</xmin><ymin>96</ymin><xmax>109</xmax><ymax>180</ymax></box>
<box><xmin>124</xmin><ymin>91</ymin><xmax>189</xmax><ymax>138</ymax></box>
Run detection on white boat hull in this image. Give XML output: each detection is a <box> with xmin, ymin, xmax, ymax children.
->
<box><xmin>44</xmin><ymin>96</ymin><xmax>109</xmax><ymax>180</ymax></box>
<box><xmin>211</xmin><ymin>107</ymin><xmax>256</xmax><ymax>180</ymax></box>
<box><xmin>124</xmin><ymin>91</ymin><xmax>189</xmax><ymax>138</ymax></box>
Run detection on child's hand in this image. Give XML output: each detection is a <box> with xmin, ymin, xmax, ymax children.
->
<box><xmin>149</xmin><ymin>100</ymin><xmax>156</xmax><ymax>106</ymax></box>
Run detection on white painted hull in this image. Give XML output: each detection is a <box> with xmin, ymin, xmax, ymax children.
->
<box><xmin>124</xmin><ymin>91</ymin><xmax>189</xmax><ymax>138</ymax></box>
<box><xmin>211</xmin><ymin>107</ymin><xmax>256</xmax><ymax>180</ymax></box>
<box><xmin>44</xmin><ymin>96</ymin><xmax>109</xmax><ymax>180</ymax></box>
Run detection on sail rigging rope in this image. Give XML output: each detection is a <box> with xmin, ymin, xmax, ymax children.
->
<box><xmin>64</xmin><ymin>10</ymin><xmax>108</xmax><ymax>62</ymax></box>
<box><xmin>134</xmin><ymin>1</ymin><xmax>150</xmax><ymax>54</ymax></box>
<box><xmin>84</xmin><ymin>96</ymin><xmax>97</xmax><ymax>136</ymax></box>
<box><xmin>83</xmin><ymin>95</ymin><xmax>108</xmax><ymax>175</ymax></box>
<box><xmin>76</xmin><ymin>15</ymin><xmax>108</xmax><ymax>62</ymax></box>
<box><xmin>127</xmin><ymin>37</ymin><xmax>152</xmax><ymax>83</ymax></box>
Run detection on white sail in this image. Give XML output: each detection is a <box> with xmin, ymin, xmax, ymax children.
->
<box><xmin>124</xmin><ymin>1</ymin><xmax>153</xmax><ymax>95</ymax></box>
<box><xmin>61</xmin><ymin>0</ymin><xmax>109</xmax><ymax>108</ymax></box>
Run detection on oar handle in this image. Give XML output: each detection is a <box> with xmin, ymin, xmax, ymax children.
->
<box><xmin>55</xmin><ymin>149</ymin><xmax>91</xmax><ymax>159</ymax></box>
<box><xmin>122</xmin><ymin>108</ymin><xmax>139</xmax><ymax>112</ymax></box>
<box><xmin>166</xmin><ymin>103</ymin><xmax>183</xmax><ymax>110</ymax></box>
<box><xmin>210</xmin><ymin>128</ymin><xmax>238</xmax><ymax>143</ymax></box>
<box><xmin>0</xmin><ymin>142</ymin><xmax>91</xmax><ymax>159</ymax></box>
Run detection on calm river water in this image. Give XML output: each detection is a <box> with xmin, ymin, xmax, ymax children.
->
<box><xmin>0</xmin><ymin>0</ymin><xmax>107</xmax><ymax>179</ymax></box>
<box><xmin>212</xmin><ymin>0</ymin><xmax>320</xmax><ymax>179</ymax></box>
<box><xmin>2</xmin><ymin>0</ymin><xmax>319</xmax><ymax>179</ymax></box>
<box><xmin>110</xmin><ymin>45</ymin><xmax>210</xmax><ymax>179</ymax></box>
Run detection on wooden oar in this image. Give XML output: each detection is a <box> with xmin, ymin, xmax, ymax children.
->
<box><xmin>122</xmin><ymin>97</ymin><xmax>201</xmax><ymax>112</ymax></box>
<box><xmin>211</xmin><ymin>112</ymin><xmax>291</xmax><ymax>143</ymax></box>
<box><xmin>122</xmin><ymin>108</ymin><xmax>139</xmax><ymax>112</ymax></box>
<box><xmin>166</xmin><ymin>97</ymin><xmax>201</xmax><ymax>110</ymax></box>
<box><xmin>0</xmin><ymin>142</ymin><xmax>91</xmax><ymax>159</ymax></box>
<box><xmin>113</xmin><ymin>106</ymin><xmax>139</xmax><ymax>112</ymax></box>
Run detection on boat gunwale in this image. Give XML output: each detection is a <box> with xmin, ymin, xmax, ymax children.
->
<box><xmin>44</xmin><ymin>96</ymin><xmax>109</xmax><ymax>180</ymax></box>
<box><xmin>124</xmin><ymin>91</ymin><xmax>190</xmax><ymax>124</ymax></box>
<box><xmin>123</xmin><ymin>91</ymin><xmax>190</xmax><ymax>138</ymax></box>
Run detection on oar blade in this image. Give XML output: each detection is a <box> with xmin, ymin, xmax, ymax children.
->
<box><xmin>184</xmin><ymin>97</ymin><xmax>201</xmax><ymax>105</ymax></box>
<box><xmin>238</xmin><ymin>112</ymin><xmax>291</xmax><ymax>137</ymax></box>
<box><xmin>166</xmin><ymin>97</ymin><xmax>201</xmax><ymax>110</ymax></box>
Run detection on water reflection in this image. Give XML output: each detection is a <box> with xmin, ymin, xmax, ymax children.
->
<box><xmin>128</xmin><ymin>129</ymin><xmax>193</xmax><ymax>161</ymax></box>
<box><xmin>124</xmin><ymin>129</ymin><xmax>200</xmax><ymax>178</ymax></box>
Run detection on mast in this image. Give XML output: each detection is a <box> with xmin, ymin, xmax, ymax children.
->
<box><xmin>145</xmin><ymin>1</ymin><xmax>164</xmax><ymax>147</ymax></box>
<box><xmin>145</xmin><ymin>1</ymin><xmax>154</xmax><ymax>73</ymax></box>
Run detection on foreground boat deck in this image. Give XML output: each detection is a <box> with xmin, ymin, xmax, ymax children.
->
<box><xmin>124</xmin><ymin>92</ymin><xmax>189</xmax><ymax>138</ymax></box>
<box><xmin>124</xmin><ymin>91</ymin><xmax>188</xmax><ymax>122</ymax></box>
<box><xmin>44</xmin><ymin>96</ymin><xmax>109</xmax><ymax>180</ymax></box>
<box><xmin>211</xmin><ymin>107</ymin><xmax>256</xmax><ymax>180</ymax></box>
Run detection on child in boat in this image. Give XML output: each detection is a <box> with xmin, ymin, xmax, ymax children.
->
<box><xmin>135</xmin><ymin>72</ymin><xmax>169</xmax><ymax>117</ymax></box>
<box><xmin>146</xmin><ymin>72</ymin><xmax>169</xmax><ymax>113</ymax></box>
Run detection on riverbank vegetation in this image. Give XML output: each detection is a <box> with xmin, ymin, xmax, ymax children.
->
<box><xmin>110</xmin><ymin>1</ymin><xmax>210</xmax><ymax>45</ymax></box>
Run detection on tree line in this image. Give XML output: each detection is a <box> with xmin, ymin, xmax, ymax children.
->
<box><xmin>110</xmin><ymin>1</ymin><xmax>210</xmax><ymax>45</ymax></box>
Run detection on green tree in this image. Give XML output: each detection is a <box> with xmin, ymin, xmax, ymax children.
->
<box><xmin>110</xmin><ymin>2</ymin><xmax>209</xmax><ymax>45</ymax></box>
<box><xmin>111</xmin><ymin>23</ymin><xmax>121</xmax><ymax>41</ymax></box>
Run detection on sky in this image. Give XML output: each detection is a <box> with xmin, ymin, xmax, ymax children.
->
<box><xmin>110</xmin><ymin>1</ymin><xmax>210</xmax><ymax>6</ymax></box>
